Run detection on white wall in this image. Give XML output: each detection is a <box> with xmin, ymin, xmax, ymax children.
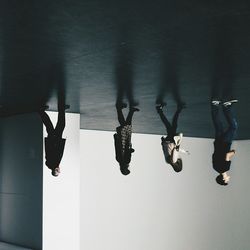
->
<box><xmin>43</xmin><ymin>112</ymin><xmax>80</xmax><ymax>250</ymax></box>
<box><xmin>80</xmin><ymin>130</ymin><xmax>250</xmax><ymax>250</ymax></box>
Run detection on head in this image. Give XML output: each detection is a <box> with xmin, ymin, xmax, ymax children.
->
<box><xmin>166</xmin><ymin>157</ymin><xmax>183</xmax><ymax>172</ymax></box>
<box><xmin>216</xmin><ymin>173</ymin><xmax>230</xmax><ymax>185</ymax></box>
<box><xmin>171</xmin><ymin>158</ymin><xmax>183</xmax><ymax>172</ymax></box>
<box><xmin>120</xmin><ymin>163</ymin><xmax>130</xmax><ymax>175</ymax></box>
<box><xmin>51</xmin><ymin>167</ymin><xmax>61</xmax><ymax>177</ymax></box>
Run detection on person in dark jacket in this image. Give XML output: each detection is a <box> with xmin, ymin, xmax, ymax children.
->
<box><xmin>38</xmin><ymin>104</ymin><xmax>69</xmax><ymax>177</ymax></box>
<box><xmin>211</xmin><ymin>99</ymin><xmax>238</xmax><ymax>185</ymax></box>
<box><xmin>114</xmin><ymin>103</ymin><xmax>139</xmax><ymax>175</ymax></box>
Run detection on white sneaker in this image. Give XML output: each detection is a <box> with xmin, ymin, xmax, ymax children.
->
<box><xmin>211</xmin><ymin>100</ymin><xmax>221</xmax><ymax>106</ymax></box>
<box><xmin>223</xmin><ymin>99</ymin><xmax>238</xmax><ymax>106</ymax></box>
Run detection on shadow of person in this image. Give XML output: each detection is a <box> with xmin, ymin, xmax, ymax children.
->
<box><xmin>156</xmin><ymin>35</ymin><xmax>185</xmax><ymax>107</ymax></box>
<box><xmin>113</xmin><ymin>104</ymin><xmax>139</xmax><ymax>175</ymax></box>
<box><xmin>0</xmin><ymin>1</ymin><xmax>61</xmax><ymax>116</ymax></box>
<box><xmin>210</xmin><ymin>17</ymin><xmax>235</xmax><ymax>102</ymax></box>
<box><xmin>114</xmin><ymin>24</ymin><xmax>138</xmax><ymax>108</ymax></box>
<box><xmin>156</xmin><ymin>102</ymin><xmax>189</xmax><ymax>172</ymax></box>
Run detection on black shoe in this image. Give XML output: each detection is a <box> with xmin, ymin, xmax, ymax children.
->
<box><xmin>116</xmin><ymin>102</ymin><xmax>127</xmax><ymax>109</ymax></box>
<box><xmin>223</xmin><ymin>99</ymin><xmax>238</xmax><ymax>107</ymax></box>
<box><xmin>211</xmin><ymin>100</ymin><xmax>221</xmax><ymax>106</ymax></box>
<box><xmin>130</xmin><ymin>101</ymin><xmax>139</xmax><ymax>107</ymax></box>
<box><xmin>156</xmin><ymin>100</ymin><xmax>167</xmax><ymax>106</ymax></box>
<box><xmin>64</xmin><ymin>104</ymin><xmax>70</xmax><ymax>110</ymax></box>
<box><xmin>130</xmin><ymin>107</ymin><xmax>140</xmax><ymax>112</ymax></box>
<box><xmin>58</xmin><ymin>104</ymin><xmax>70</xmax><ymax>111</ymax></box>
<box><xmin>38</xmin><ymin>105</ymin><xmax>49</xmax><ymax>112</ymax></box>
<box><xmin>177</xmin><ymin>102</ymin><xmax>186</xmax><ymax>110</ymax></box>
<box><xmin>156</xmin><ymin>103</ymin><xmax>166</xmax><ymax>112</ymax></box>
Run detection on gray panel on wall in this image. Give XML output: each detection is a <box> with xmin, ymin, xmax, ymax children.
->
<box><xmin>0</xmin><ymin>114</ymin><xmax>43</xmax><ymax>250</ymax></box>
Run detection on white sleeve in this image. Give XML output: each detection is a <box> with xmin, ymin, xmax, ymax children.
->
<box><xmin>172</xmin><ymin>148</ymin><xmax>179</xmax><ymax>163</ymax></box>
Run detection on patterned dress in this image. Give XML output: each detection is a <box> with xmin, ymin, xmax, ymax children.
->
<box><xmin>119</xmin><ymin>125</ymin><xmax>132</xmax><ymax>151</ymax></box>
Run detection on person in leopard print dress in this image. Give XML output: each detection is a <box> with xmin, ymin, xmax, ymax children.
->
<box><xmin>114</xmin><ymin>103</ymin><xmax>139</xmax><ymax>175</ymax></box>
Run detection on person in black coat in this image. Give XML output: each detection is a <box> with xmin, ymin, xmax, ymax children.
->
<box><xmin>38</xmin><ymin>105</ymin><xmax>69</xmax><ymax>176</ymax></box>
<box><xmin>211</xmin><ymin>99</ymin><xmax>238</xmax><ymax>185</ymax></box>
<box><xmin>114</xmin><ymin>103</ymin><xmax>139</xmax><ymax>175</ymax></box>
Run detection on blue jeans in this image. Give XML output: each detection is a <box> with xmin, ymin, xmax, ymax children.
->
<box><xmin>211</xmin><ymin>104</ymin><xmax>238</xmax><ymax>143</ymax></box>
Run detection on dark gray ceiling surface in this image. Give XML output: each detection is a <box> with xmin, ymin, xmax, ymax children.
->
<box><xmin>0</xmin><ymin>0</ymin><xmax>249</xmax><ymax>138</ymax></box>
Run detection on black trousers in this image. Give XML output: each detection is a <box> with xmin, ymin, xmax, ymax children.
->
<box><xmin>158</xmin><ymin>108</ymin><xmax>182</xmax><ymax>140</ymax></box>
<box><xmin>116</xmin><ymin>107</ymin><xmax>135</xmax><ymax>126</ymax></box>
<box><xmin>39</xmin><ymin>110</ymin><xmax>65</xmax><ymax>138</ymax></box>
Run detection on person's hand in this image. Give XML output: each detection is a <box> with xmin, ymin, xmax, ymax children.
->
<box><xmin>52</xmin><ymin>167</ymin><xmax>61</xmax><ymax>177</ymax></box>
<box><xmin>222</xmin><ymin>172</ymin><xmax>230</xmax><ymax>183</ymax></box>
<box><xmin>225</xmin><ymin>150</ymin><xmax>236</xmax><ymax>161</ymax></box>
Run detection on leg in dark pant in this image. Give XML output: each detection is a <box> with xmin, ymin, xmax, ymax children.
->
<box><xmin>171</xmin><ymin>108</ymin><xmax>182</xmax><ymax>134</ymax></box>
<box><xmin>116</xmin><ymin>107</ymin><xmax>126</xmax><ymax>126</ymax></box>
<box><xmin>125</xmin><ymin>109</ymin><xmax>135</xmax><ymax>125</ymax></box>
<box><xmin>55</xmin><ymin>109</ymin><xmax>65</xmax><ymax>138</ymax></box>
<box><xmin>157</xmin><ymin>109</ymin><xmax>174</xmax><ymax>137</ymax></box>
<box><xmin>223</xmin><ymin>105</ymin><xmax>238</xmax><ymax>143</ymax></box>
<box><xmin>39</xmin><ymin>111</ymin><xmax>54</xmax><ymax>135</ymax></box>
<box><xmin>211</xmin><ymin>105</ymin><xmax>224</xmax><ymax>138</ymax></box>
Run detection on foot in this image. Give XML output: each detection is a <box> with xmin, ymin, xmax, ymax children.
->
<box><xmin>129</xmin><ymin>100</ymin><xmax>139</xmax><ymax>107</ymax></box>
<box><xmin>211</xmin><ymin>100</ymin><xmax>221</xmax><ymax>106</ymax></box>
<box><xmin>38</xmin><ymin>105</ymin><xmax>49</xmax><ymax>112</ymax></box>
<box><xmin>130</xmin><ymin>107</ymin><xmax>140</xmax><ymax>112</ymax></box>
<box><xmin>156</xmin><ymin>100</ymin><xmax>167</xmax><ymax>106</ymax></box>
<box><xmin>64</xmin><ymin>104</ymin><xmax>70</xmax><ymax>110</ymax></box>
<box><xmin>156</xmin><ymin>103</ymin><xmax>166</xmax><ymax>112</ymax></box>
<box><xmin>223</xmin><ymin>99</ymin><xmax>238</xmax><ymax>107</ymax></box>
<box><xmin>58</xmin><ymin>104</ymin><xmax>70</xmax><ymax>111</ymax></box>
<box><xmin>177</xmin><ymin>102</ymin><xmax>186</xmax><ymax>110</ymax></box>
<box><xmin>116</xmin><ymin>102</ymin><xmax>127</xmax><ymax>109</ymax></box>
